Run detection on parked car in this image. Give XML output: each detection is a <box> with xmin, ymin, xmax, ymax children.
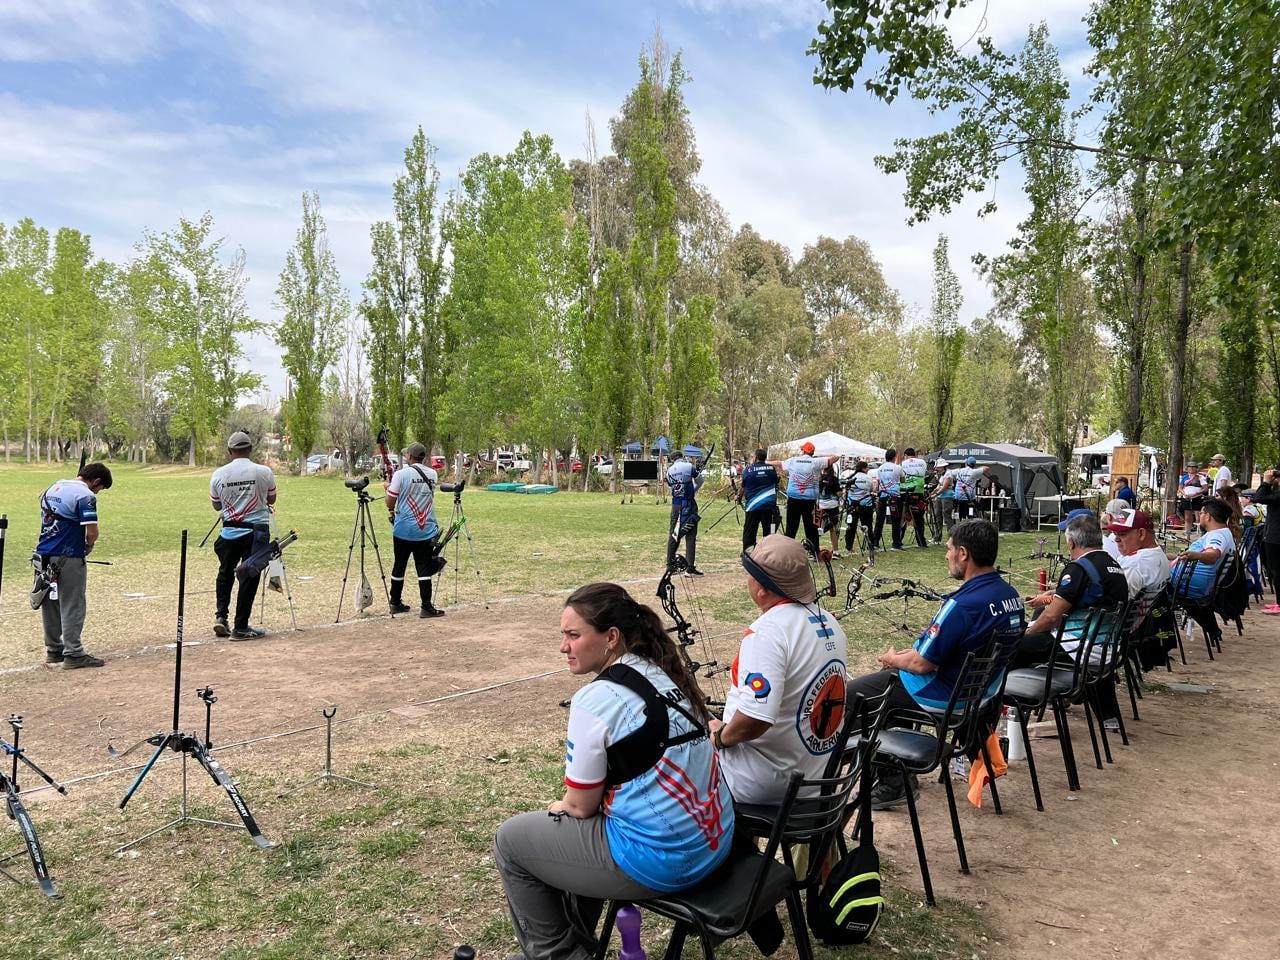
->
<box><xmin>431</xmin><ymin>455</ymin><xmax>446</xmax><ymax>470</ymax></box>
<box><xmin>593</xmin><ymin>456</ymin><xmax>614</xmax><ymax>476</ymax></box>
<box><xmin>304</xmin><ymin>452</ymin><xmax>345</xmax><ymax>474</ymax></box>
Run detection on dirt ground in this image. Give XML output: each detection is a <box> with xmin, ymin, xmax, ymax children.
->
<box><xmin>2</xmin><ymin>575</ymin><xmax>1278</xmax><ymax>959</ymax></box>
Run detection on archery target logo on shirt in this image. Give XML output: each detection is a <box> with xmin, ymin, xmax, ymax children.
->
<box><xmin>745</xmin><ymin>672</ymin><xmax>771</xmax><ymax>699</ymax></box>
<box><xmin>796</xmin><ymin>659</ymin><xmax>846</xmax><ymax>756</ymax></box>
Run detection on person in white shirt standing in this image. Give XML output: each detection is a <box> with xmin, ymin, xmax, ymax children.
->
<box><xmin>385</xmin><ymin>441</ymin><xmax>447</xmax><ymax>618</ymax></box>
<box><xmin>1101</xmin><ymin>498</ymin><xmax>1132</xmax><ymax>560</ymax></box>
<box><xmin>709</xmin><ymin>534</ymin><xmax>848</xmax><ymax>805</ymax></box>
<box><xmin>210</xmin><ymin>432</ymin><xmax>277</xmax><ymax>640</ymax></box>
<box><xmin>1210</xmin><ymin>454</ymin><xmax>1232</xmax><ymax>493</ymax></box>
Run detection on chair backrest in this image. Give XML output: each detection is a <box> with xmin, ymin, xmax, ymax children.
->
<box><xmin>1171</xmin><ymin>557</ymin><xmax>1200</xmax><ymax>598</ymax></box>
<box><xmin>821</xmin><ymin>678</ymin><xmax>897</xmax><ymax>781</ymax></box>
<box><xmin>1088</xmin><ymin>599</ymin><xmax>1132</xmax><ymax>679</ymax></box>
<box><xmin>936</xmin><ymin>623</ymin><xmax>1025</xmax><ymax>749</ymax></box>
<box><xmin>1037</xmin><ymin>604</ymin><xmax>1112</xmax><ymax>703</ymax></box>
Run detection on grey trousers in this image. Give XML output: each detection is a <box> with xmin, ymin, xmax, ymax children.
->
<box><xmin>494</xmin><ymin>811</ymin><xmax>661</xmax><ymax>960</ymax></box>
<box><xmin>40</xmin><ymin>556</ymin><xmax>88</xmax><ymax>658</ymax></box>
<box><xmin>667</xmin><ymin>502</ymin><xmax>697</xmax><ymax>569</ymax></box>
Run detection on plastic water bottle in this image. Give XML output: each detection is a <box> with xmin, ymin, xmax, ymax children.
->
<box><xmin>1006</xmin><ymin>708</ymin><xmax>1027</xmax><ymax>762</ymax></box>
<box><xmin>617</xmin><ymin>904</ymin><xmax>647</xmax><ymax>960</ymax></box>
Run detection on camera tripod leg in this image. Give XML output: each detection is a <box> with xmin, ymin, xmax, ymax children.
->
<box><xmin>361</xmin><ymin>501</ymin><xmax>394</xmax><ymax>612</ymax></box>
<box><xmin>335</xmin><ymin>501</ymin><xmax>365</xmax><ymax>622</ymax></box>
<box><xmin>456</xmin><ymin>517</ymin><xmax>489</xmax><ymax>610</ymax></box>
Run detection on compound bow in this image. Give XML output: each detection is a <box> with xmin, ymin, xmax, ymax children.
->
<box><xmin>375</xmin><ymin>426</ymin><xmax>395</xmax><ymax>485</ymax></box>
<box><xmin>835</xmin><ymin>563</ymin><xmax>945</xmax><ymax>637</ymax></box>
<box><xmin>656</xmin><ymin>558</ymin><xmax>727</xmax><ymax>714</ymax></box>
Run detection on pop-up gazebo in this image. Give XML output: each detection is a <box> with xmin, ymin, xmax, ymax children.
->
<box><xmin>933</xmin><ymin>441</ymin><xmax>1064</xmax><ymax>524</ymax></box>
<box><xmin>769</xmin><ymin>430</ymin><xmax>885</xmax><ymax>461</ymax></box>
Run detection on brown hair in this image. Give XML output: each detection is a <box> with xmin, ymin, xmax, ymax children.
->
<box><xmin>565</xmin><ymin>582</ymin><xmax>710</xmax><ymax>723</ymax></box>
<box><xmin>1214</xmin><ymin>487</ymin><xmax>1243</xmax><ymax>541</ymax></box>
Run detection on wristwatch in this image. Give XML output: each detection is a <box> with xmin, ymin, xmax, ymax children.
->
<box><xmin>713</xmin><ymin>727</ymin><xmax>725</xmax><ymax>750</ymax></box>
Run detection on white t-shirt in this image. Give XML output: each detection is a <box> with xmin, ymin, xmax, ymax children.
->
<box><xmin>1117</xmin><ymin>546</ymin><xmax>1172</xmax><ymax>598</ymax></box>
<box><xmin>1103</xmin><ymin>533</ymin><xmax>1123</xmax><ymax>561</ymax></box>
<box><xmin>720</xmin><ymin>602</ymin><xmax>848</xmax><ymax>805</ymax></box>
<box><xmin>1214</xmin><ymin>465</ymin><xmax>1233</xmax><ymax>491</ymax></box>
<box><xmin>210</xmin><ymin>459</ymin><xmax>276</xmax><ymax>539</ymax></box>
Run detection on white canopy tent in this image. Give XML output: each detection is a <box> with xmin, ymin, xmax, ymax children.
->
<box><xmin>1072</xmin><ymin>430</ymin><xmax>1160</xmax><ymax>457</ymax></box>
<box><xmin>769</xmin><ymin>430</ymin><xmax>885</xmax><ymax>461</ymax></box>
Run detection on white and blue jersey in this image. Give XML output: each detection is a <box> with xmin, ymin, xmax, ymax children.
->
<box><xmin>844</xmin><ymin>471</ymin><xmax>875</xmax><ymax>507</ymax></box>
<box><xmin>900</xmin><ymin>572</ymin><xmax>1025</xmax><ymax>712</ymax></box>
<box><xmin>741</xmin><ymin>462</ymin><xmax>779</xmax><ymax>513</ymax></box>
<box><xmin>386</xmin><ymin>464</ymin><xmax>440</xmax><ymax>541</ymax></box>
<box><xmin>666</xmin><ymin>458</ymin><xmax>703</xmax><ymax>502</ymax></box>
<box><xmin>1181</xmin><ymin>528</ymin><xmax>1236</xmax><ymax>599</ymax></box>
<box><xmin>565</xmin><ymin>653</ymin><xmax>733</xmax><ymax>892</ymax></box>
<box><xmin>875</xmin><ymin>462</ymin><xmax>903</xmax><ymax>498</ymax></box>
<box><xmin>782</xmin><ymin>455</ymin><xmax>821</xmax><ymax>500</ymax></box>
<box><xmin>947</xmin><ymin>466</ymin><xmax>984</xmax><ymax>502</ymax></box>
<box><xmin>210</xmin><ymin>459</ymin><xmax>276</xmax><ymax>540</ymax></box>
<box><xmin>37</xmin><ymin>479</ymin><xmax>99</xmax><ymax>558</ymax></box>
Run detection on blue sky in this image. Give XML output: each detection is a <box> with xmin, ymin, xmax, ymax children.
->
<box><xmin>0</xmin><ymin>0</ymin><xmax>1095</xmax><ymax>399</ymax></box>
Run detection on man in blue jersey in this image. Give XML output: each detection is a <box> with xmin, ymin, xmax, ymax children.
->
<box><xmin>385</xmin><ymin>441</ymin><xmax>446</xmax><ymax>617</ymax></box>
<box><xmin>34</xmin><ymin>462</ymin><xmax>113</xmax><ymax>668</ymax></box>
<box><xmin>766</xmin><ymin>441</ymin><xmax>839</xmax><ymax>557</ymax></box>
<box><xmin>740</xmin><ymin>449</ymin><xmax>781</xmax><ymax>551</ymax></box>
<box><xmin>874</xmin><ymin>448</ymin><xmax>906</xmax><ymax>551</ymax></box>
<box><xmin>844</xmin><ymin>519</ymin><xmax>1025</xmax><ymax>808</ymax></box>
<box><xmin>210</xmin><ymin>431</ymin><xmax>277</xmax><ymax>640</ymax></box>
<box><xmin>666</xmin><ymin>449</ymin><xmax>707</xmax><ymax>575</ymax></box>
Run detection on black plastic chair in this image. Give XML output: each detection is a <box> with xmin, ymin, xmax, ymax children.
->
<box><xmin>1173</xmin><ymin>557</ymin><xmax>1228</xmax><ymax>659</ymax></box>
<box><xmin>865</xmin><ymin>625</ymin><xmax>1023</xmax><ymax>906</ymax></box>
<box><xmin>1002</xmin><ymin>606</ymin><xmax>1112</xmax><ymax>801</ymax></box>
<box><xmin>592</xmin><ymin>765</ymin><xmax>862</xmax><ymax>959</ymax></box>
<box><xmin>1117</xmin><ymin>584</ymin><xmax>1164</xmax><ymax>721</ymax></box>
<box><xmin>1080</xmin><ymin>601</ymin><xmax>1132</xmax><ymax>766</ymax></box>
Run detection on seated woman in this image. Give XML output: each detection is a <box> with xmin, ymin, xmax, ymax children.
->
<box><xmin>1173</xmin><ymin>499</ymin><xmax>1236</xmax><ymax>599</ymax></box>
<box><xmin>494</xmin><ymin>582</ymin><xmax>733</xmax><ymax>960</ymax></box>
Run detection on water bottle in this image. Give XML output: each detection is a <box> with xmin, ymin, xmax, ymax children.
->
<box><xmin>1006</xmin><ymin>708</ymin><xmax>1027</xmax><ymax>762</ymax></box>
<box><xmin>617</xmin><ymin>903</ymin><xmax>647</xmax><ymax>960</ymax></box>
<box><xmin>1039</xmin><ymin>568</ymin><xmax>1048</xmax><ymax>592</ymax></box>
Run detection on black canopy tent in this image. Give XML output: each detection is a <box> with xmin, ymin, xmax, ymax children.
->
<box><xmin>931</xmin><ymin>442</ymin><xmax>1065</xmax><ymax>525</ymax></box>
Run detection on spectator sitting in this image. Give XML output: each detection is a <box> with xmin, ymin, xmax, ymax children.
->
<box><xmin>1012</xmin><ymin>512</ymin><xmax>1128</xmax><ymax>671</ymax></box>
<box><xmin>844</xmin><ymin>519</ymin><xmax>1025</xmax><ymax>810</ymax></box>
<box><xmin>1172</xmin><ymin>499</ymin><xmax>1235</xmax><ymax>600</ymax></box>
<box><xmin>1101</xmin><ymin>499</ymin><xmax>1132</xmax><ymax>560</ymax></box>
<box><xmin>1105</xmin><ymin>510</ymin><xmax>1171</xmax><ymax>598</ymax></box>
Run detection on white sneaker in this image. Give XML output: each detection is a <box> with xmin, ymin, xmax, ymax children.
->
<box><xmin>951</xmin><ymin>756</ymin><xmax>969</xmax><ymax>781</ymax></box>
<box><xmin>1102</xmin><ymin>718</ymin><xmax>1120</xmax><ymax>733</ymax></box>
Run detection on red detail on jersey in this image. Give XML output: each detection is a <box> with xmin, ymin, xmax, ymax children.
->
<box><xmin>653</xmin><ymin>755</ymin><xmax>727</xmax><ymax>851</ymax></box>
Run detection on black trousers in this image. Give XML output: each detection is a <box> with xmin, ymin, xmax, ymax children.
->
<box><xmin>902</xmin><ymin>494</ymin><xmax>927</xmax><ymax>547</ymax></box>
<box><xmin>874</xmin><ymin>497</ymin><xmax>903</xmax><ymax>549</ymax></box>
<box><xmin>1263</xmin><ymin>541</ymin><xmax>1280</xmax><ymax>599</ymax></box>
<box><xmin>784</xmin><ymin>498</ymin><xmax>819</xmax><ymax>554</ymax></box>
<box><xmin>843</xmin><ymin>504</ymin><xmax>874</xmax><ymax>551</ymax></box>
<box><xmin>391</xmin><ymin>536</ymin><xmax>436</xmax><ymax>607</ymax></box>
<box><xmin>214</xmin><ymin>535</ymin><xmax>260</xmax><ymax>630</ymax></box>
<box><xmin>743</xmin><ymin>507</ymin><xmax>777</xmax><ymax>551</ymax></box>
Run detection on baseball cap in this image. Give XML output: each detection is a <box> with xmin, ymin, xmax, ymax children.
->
<box><xmin>965</xmin><ymin>456</ymin><xmax>977</xmax><ymax>467</ymax></box>
<box><xmin>800</xmin><ymin>441</ymin><xmax>816</xmax><ymax>455</ymax></box>
<box><xmin>1241</xmin><ymin>489</ymin><xmax>1258</xmax><ymax>500</ymax></box>
<box><xmin>1104</xmin><ymin>498</ymin><xmax>1130</xmax><ymax>516</ymax></box>
<box><xmin>226</xmin><ymin>431</ymin><xmax>252</xmax><ymax>450</ymax></box>
<box><xmin>742</xmin><ymin>534</ymin><xmax>817</xmax><ymax>604</ymax></box>
<box><xmin>1058</xmin><ymin>507</ymin><xmax>1094</xmax><ymax>531</ymax></box>
<box><xmin>1211</xmin><ymin>453</ymin><xmax>1225</xmax><ymax>462</ymax></box>
<box><xmin>405</xmin><ymin>442</ymin><xmax>427</xmax><ymax>459</ymax></box>
<box><xmin>1104</xmin><ymin>509</ymin><xmax>1153</xmax><ymax>531</ymax></box>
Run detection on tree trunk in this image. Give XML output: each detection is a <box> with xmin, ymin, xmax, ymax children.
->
<box><xmin>1123</xmin><ymin>166</ymin><xmax>1149</xmax><ymax>444</ymax></box>
<box><xmin>188</xmin><ymin>435</ymin><xmax>197</xmax><ymax>467</ymax></box>
<box><xmin>1163</xmin><ymin>240</ymin><xmax>1193</xmax><ymax>522</ymax></box>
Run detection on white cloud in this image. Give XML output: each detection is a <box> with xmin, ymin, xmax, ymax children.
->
<box><xmin>0</xmin><ymin>0</ymin><xmax>159</xmax><ymax>63</ymax></box>
<box><xmin>678</xmin><ymin>0</ymin><xmax>825</xmax><ymax>37</ymax></box>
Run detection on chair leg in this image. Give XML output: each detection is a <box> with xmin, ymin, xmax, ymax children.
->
<box><xmin>594</xmin><ymin>901</ymin><xmax>619</xmax><ymax>960</ymax></box>
<box><xmin>1174</xmin><ymin>620</ymin><xmax>1188</xmax><ymax>665</ymax></box>
<box><xmin>1124</xmin><ymin>662</ymin><xmax>1142</xmax><ymax>720</ymax></box>
<box><xmin>1019</xmin><ymin>708</ymin><xmax>1044</xmax><ymax>812</ymax></box>
<box><xmin>940</xmin><ymin>762</ymin><xmax>969</xmax><ymax>874</ymax></box>
<box><xmin>900</xmin><ymin>766</ymin><xmax>936</xmax><ymax>906</ymax></box>
<box><xmin>785</xmin><ymin>889</ymin><xmax>816</xmax><ymax>960</ymax></box>
<box><xmin>978</xmin><ymin>737</ymin><xmax>1002</xmax><ymax>815</ymax></box>
<box><xmin>661</xmin><ymin>922</ymin><xmax>689</xmax><ymax>960</ymax></box>
<box><xmin>1052</xmin><ymin>697</ymin><xmax>1081</xmax><ymax>791</ymax></box>
<box><xmin>1115</xmin><ymin>703</ymin><xmax>1130</xmax><ymax>747</ymax></box>
<box><xmin>1082</xmin><ymin>694</ymin><xmax>1105</xmax><ymax>769</ymax></box>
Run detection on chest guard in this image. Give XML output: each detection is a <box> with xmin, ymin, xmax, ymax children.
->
<box><xmin>593</xmin><ymin>663</ymin><xmax>706</xmax><ymax>788</ymax></box>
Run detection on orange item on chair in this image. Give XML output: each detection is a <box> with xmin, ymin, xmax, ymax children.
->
<box><xmin>967</xmin><ymin>732</ymin><xmax>1008</xmax><ymax>808</ymax></box>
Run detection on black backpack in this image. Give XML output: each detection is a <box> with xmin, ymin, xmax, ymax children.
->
<box><xmin>1213</xmin><ymin>551</ymin><xmax>1249</xmax><ymax>626</ymax></box>
<box><xmin>806</xmin><ymin>702</ymin><xmax>884</xmax><ymax>946</ymax></box>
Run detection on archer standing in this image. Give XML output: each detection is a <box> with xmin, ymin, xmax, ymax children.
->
<box><xmin>666</xmin><ymin>449</ymin><xmax>705</xmax><ymax>575</ymax></box>
<box><xmin>767</xmin><ymin>441</ymin><xmax>837</xmax><ymax>556</ymax></box>
<box><xmin>385</xmin><ymin>442</ymin><xmax>446</xmax><ymax>618</ymax></box>
<box><xmin>34</xmin><ymin>462</ymin><xmax>113</xmax><ymax>668</ymax></box>
<box><xmin>210</xmin><ymin>431</ymin><xmax>276</xmax><ymax>641</ymax></box>
<box><xmin>740</xmin><ymin>448</ymin><xmax>780</xmax><ymax>551</ymax></box>
<box><xmin>933</xmin><ymin>456</ymin><xmax>988</xmax><ymax>528</ymax></box>
<box><xmin>874</xmin><ymin>448</ymin><xmax>905</xmax><ymax>551</ymax></box>
<box><xmin>899</xmin><ymin>447</ymin><xmax>930</xmax><ymax>548</ymax></box>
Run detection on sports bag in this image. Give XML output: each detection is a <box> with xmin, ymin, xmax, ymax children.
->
<box><xmin>806</xmin><ymin>835</ymin><xmax>884</xmax><ymax>944</ymax></box>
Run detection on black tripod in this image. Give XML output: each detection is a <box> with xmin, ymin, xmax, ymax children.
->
<box><xmin>336</xmin><ymin>476</ymin><xmax>393</xmax><ymax>621</ymax></box>
<box><xmin>435</xmin><ymin>482</ymin><xmax>488</xmax><ymax>608</ymax></box>
<box><xmin>1</xmin><ymin>714</ymin><xmax>66</xmax><ymax>898</ymax></box>
<box><xmin>109</xmin><ymin>531</ymin><xmax>273</xmax><ymax>854</ymax></box>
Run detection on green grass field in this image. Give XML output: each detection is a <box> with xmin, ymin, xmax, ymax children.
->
<box><xmin>0</xmin><ymin>462</ymin><xmax>1053</xmax><ymax>958</ymax></box>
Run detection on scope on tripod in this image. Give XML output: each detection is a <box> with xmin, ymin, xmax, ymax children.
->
<box><xmin>441</xmin><ymin>480</ymin><xmax>466</xmax><ymax>499</ymax></box>
<box><xmin>345</xmin><ymin>476</ymin><xmax>371</xmax><ymax>493</ymax></box>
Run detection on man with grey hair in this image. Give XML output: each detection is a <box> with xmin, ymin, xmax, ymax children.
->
<box><xmin>1101</xmin><ymin>498</ymin><xmax>1132</xmax><ymax>560</ymax></box>
<box><xmin>1012</xmin><ymin>511</ymin><xmax>1127</xmax><ymax>669</ymax></box>
<box><xmin>210</xmin><ymin>431</ymin><xmax>277</xmax><ymax>640</ymax></box>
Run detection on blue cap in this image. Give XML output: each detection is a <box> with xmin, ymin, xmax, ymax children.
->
<box><xmin>1058</xmin><ymin>507</ymin><xmax>1094</xmax><ymax>531</ymax></box>
<box><xmin>965</xmin><ymin>456</ymin><xmax>977</xmax><ymax>467</ymax></box>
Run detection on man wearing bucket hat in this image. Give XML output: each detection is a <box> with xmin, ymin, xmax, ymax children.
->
<box><xmin>210</xmin><ymin>431</ymin><xmax>277</xmax><ymax>640</ymax></box>
<box><xmin>708</xmin><ymin>534</ymin><xmax>848</xmax><ymax>806</ymax></box>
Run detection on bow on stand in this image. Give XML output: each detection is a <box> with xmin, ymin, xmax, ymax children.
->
<box><xmin>656</xmin><ymin>559</ymin><xmax>727</xmax><ymax>716</ymax></box>
<box><xmin>804</xmin><ymin>542</ymin><xmax>838</xmax><ymax>603</ymax></box>
<box><xmin>835</xmin><ymin>564</ymin><xmax>945</xmax><ymax>638</ymax></box>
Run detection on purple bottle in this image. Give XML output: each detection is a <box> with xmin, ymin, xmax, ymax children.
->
<box><xmin>616</xmin><ymin>904</ymin><xmax>647</xmax><ymax>960</ymax></box>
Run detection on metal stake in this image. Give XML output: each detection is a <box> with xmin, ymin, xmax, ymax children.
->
<box><xmin>279</xmin><ymin>707</ymin><xmax>376</xmax><ymax>796</ymax></box>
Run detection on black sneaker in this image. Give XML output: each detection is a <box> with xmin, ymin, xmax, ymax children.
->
<box><xmin>45</xmin><ymin>651</ymin><xmax>64</xmax><ymax>665</ymax></box>
<box><xmin>213</xmin><ymin>618</ymin><xmax>230</xmax><ymax>638</ymax></box>
<box><xmin>389</xmin><ymin>601</ymin><xmax>412</xmax><ymax>614</ymax></box>
<box><xmin>64</xmin><ymin>653</ymin><xmax>105</xmax><ymax>669</ymax></box>
<box><xmin>685</xmin><ymin>567</ymin><xmax>705</xmax><ymax>577</ymax></box>
<box><xmin>231</xmin><ymin>626</ymin><xmax>266</xmax><ymax>641</ymax></box>
<box><xmin>420</xmin><ymin>606</ymin><xmax>446</xmax><ymax>619</ymax></box>
<box><xmin>870</xmin><ymin>775</ymin><xmax>919</xmax><ymax>810</ymax></box>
